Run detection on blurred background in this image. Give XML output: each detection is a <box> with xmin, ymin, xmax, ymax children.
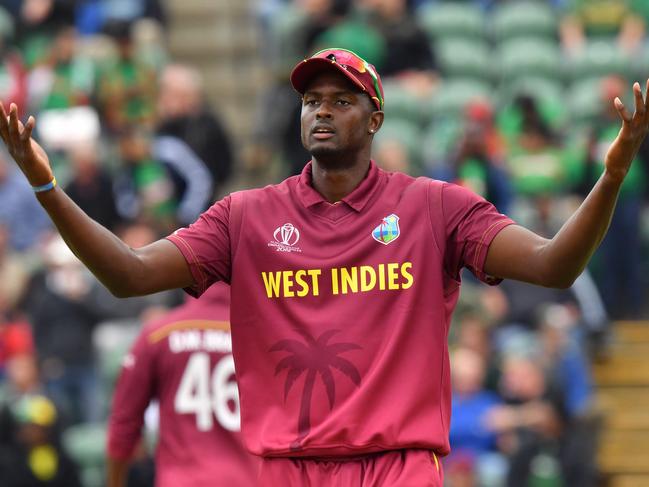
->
<box><xmin>0</xmin><ymin>0</ymin><xmax>648</xmax><ymax>486</ymax></box>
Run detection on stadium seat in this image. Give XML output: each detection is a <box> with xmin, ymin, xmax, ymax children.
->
<box><xmin>374</xmin><ymin>119</ymin><xmax>423</xmax><ymax>171</ymax></box>
<box><xmin>567</xmin><ymin>77</ymin><xmax>605</xmax><ymax>124</ymax></box>
<box><xmin>420</xmin><ymin>117</ymin><xmax>463</xmax><ymax>171</ymax></box>
<box><xmin>497</xmin><ymin>38</ymin><xmax>562</xmax><ymax>80</ymax></box>
<box><xmin>490</xmin><ymin>1</ymin><xmax>557</xmax><ymax>42</ymax></box>
<box><xmin>93</xmin><ymin>320</ymin><xmax>140</xmax><ymax>417</ymax></box>
<box><xmin>266</xmin><ymin>3</ymin><xmax>308</xmax><ymax>75</ymax></box>
<box><xmin>427</xmin><ymin>78</ymin><xmax>492</xmax><ymax>119</ymax></box>
<box><xmin>94</xmin><ymin>321</ymin><xmax>140</xmax><ymax>386</ymax></box>
<box><xmin>382</xmin><ymin>82</ymin><xmax>428</xmax><ymax>126</ymax></box>
<box><xmin>497</xmin><ymin>76</ymin><xmax>567</xmax><ymax>128</ymax></box>
<box><xmin>435</xmin><ymin>38</ymin><xmax>494</xmax><ymax>82</ymax></box>
<box><xmin>62</xmin><ymin>422</ymin><xmax>107</xmax><ymax>487</ymax></box>
<box><xmin>636</xmin><ymin>45</ymin><xmax>649</xmax><ymax>81</ymax></box>
<box><xmin>63</xmin><ymin>422</ymin><xmax>106</xmax><ymax>465</ymax></box>
<box><xmin>567</xmin><ymin>40</ymin><xmax>633</xmax><ymax>81</ymax></box>
<box><xmin>498</xmin><ymin>76</ymin><xmax>563</xmax><ymax>105</ymax></box>
<box><xmin>417</xmin><ymin>2</ymin><xmax>485</xmax><ymax>41</ymax></box>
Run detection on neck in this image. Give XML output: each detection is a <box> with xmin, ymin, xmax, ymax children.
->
<box><xmin>310</xmin><ymin>158</ymin><xmax>371</xmax><ymax>203</ymax></box>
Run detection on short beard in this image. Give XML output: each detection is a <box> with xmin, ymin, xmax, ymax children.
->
<box><xmin>308</xmin><ymin>145</ymin><xmax>358</xmax><ymax>170</ymax></box>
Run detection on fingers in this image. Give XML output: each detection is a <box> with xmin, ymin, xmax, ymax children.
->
<box><xmin>8</xmin><ymin>103</ymin><xmax>19</xmax><ymax>142</ymax></box>
<box><xmin>615</xmin><ymin>97</ymin><xmax>632</xmax><ymax>123</ymax></box>
<box><xmin>0</xmin><ymin>102</ymin><xmax>9</xmax><ymax>145</ymax></box>
<box><xmin>4</xmin><ymin>104</ymin><xmax>35</xmax><ymax>154</ymax></box>
<box><xmin>633</xmin><ymin>81</ymin><xmax>646</xmax><ymax>117</ymax></box>
<box><xmin>0</xmin><ymin>103</ymin><xmax>37</xmax><ymax>165</ymax></box>
<box><xmin>20</xmin><ymin>116</ymin><xmax>35</xmax><ymax>144</ymax></box>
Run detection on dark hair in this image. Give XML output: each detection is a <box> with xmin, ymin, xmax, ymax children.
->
<box><xmin>102</xmin><ymin>19</ymin><xmax>132</xmax><ymax>41</ymax></box>
<box><xmin>515</xmin><ymin>94</ymin><xmax>554</xmax><ymax>141</ymax></box>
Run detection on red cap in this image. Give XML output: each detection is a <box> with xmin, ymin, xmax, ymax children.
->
<box><xmin>290</xmin><ymin>48</ymin><xmax>384</xmax><ymax>111</ymax></box>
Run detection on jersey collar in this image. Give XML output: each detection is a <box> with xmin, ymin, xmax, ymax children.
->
<box><xmin>296</xmin><ymin>160</ymin><xmax>385</xmax><ymax>214</ymax></box>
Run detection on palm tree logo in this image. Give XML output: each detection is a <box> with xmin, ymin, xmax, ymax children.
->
<box><xmin>270</xmin><ymin>330</ymin><xmax>362</xmax><ymax>451</ymax></box>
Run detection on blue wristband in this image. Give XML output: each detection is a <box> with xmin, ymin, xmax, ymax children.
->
<box><xmin>32</xmin><ymin>177</ymin><xmax>57</xmax><ymax>193</ymax></box>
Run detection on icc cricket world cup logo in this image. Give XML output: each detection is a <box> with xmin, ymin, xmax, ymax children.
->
<box><xmin>269</xmin><ymin>223</ymin><xmax>302</xmax><ymax>252</ymax></box>
<box><xmin>274</xmin><ymin>223</ymin><xmax>300</xmax><ymax>246</ymax></box>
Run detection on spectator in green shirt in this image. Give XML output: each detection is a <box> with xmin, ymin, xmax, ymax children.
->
<box><xmin>504</xmin><ymin>96</ymin><xmax>581</xmax><ymax>234</ymax></box>
<box><xmin>28</xmin><ymin>25</ymin><xmax>94</xmax><ymax>111</ymax></box>
<box><xmin>96</xmin><ymin>20</ymin><xmax>157</xmax><ymax>133</ymax></box>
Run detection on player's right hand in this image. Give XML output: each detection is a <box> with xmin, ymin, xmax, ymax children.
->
<box><xmin>0</xmin><ymin>102</ymin><xmax>54</xmax><ymax>187</ymax></box>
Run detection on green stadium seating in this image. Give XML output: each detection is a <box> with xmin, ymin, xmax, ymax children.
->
<box><xmin>497</xmin><ymin>38</ymin><xmax>562</xmax><ymax>80</ymax></box>
<box><xmin>498</xmin><ymin>76</ymin><xmax>563</xmax><ymax>105</ymax></box>
<box><xmin>428</xmin><ymin>78</ymin><xmax>492</xmax><ymax>119</ymax></box>
<box><xmin>420</xmin><ymin>117</ymin><xmax>463</xmax><ymax>169</ymax></box>
<box><xmin>497</xmin><ymin>76</ymin><xmax>567</xmax><ymax>128</ymax></box>
<box><xmin>62</xmin><ymin>422</ymin><xmax>107</xmax><ymax>487</ymax></box>
<box><xmin>567</xmin><ymin>41</ymin><xmax>633</xmax><ymax>81</ymax></box>
<box><xmin>417</xmin><ymin>2</ymin><xmax>485</xmax><ymax>41</ymax></box>
<box><xmin>63</xmin><ymin>422</ymin><xmax>106</xmax><ymax>466</ymax></box>
<box><xmin>94</xmin><ymin>321</ymin><xmax>140</xmax><ymax>387</ymax></box>
<box><xmin>567</xmin><ymin>77</ymin><xmax>605</xmax><ymax>123</ymax></box>
<box><xmin>374</xmin><ymin>119</ymin><xmax>423</xmax><ymax>171</ymax></box>
<box><xmin>490</xmin><ymin>1</ymin><xmax>557</xmax><ymax>42</ymax></box>
<box><xmin>382</xmin><ymin>82</ymin><xmax>428</xmax><ymax>126</ymax></box>
<box><xmin>636</xmin><ymin>45</ymin><xmax>649</xmax><ymax>81</ymax></box>
<box><xmin>267</xmin><ymin>3</ymin><xmax>308</xmax><ymax>75</ymax></box>
<box><xmin>435</xmin><ymin>38</ymin><xmax>494</xmax><ymax>82</ymax></box>
<box><xmin>93</xmin><ymin>321</ymin><xmax>140</xmax><ymax>417</ymax></box>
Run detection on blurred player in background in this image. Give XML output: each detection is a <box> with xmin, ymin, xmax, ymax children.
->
<box><xmin>1</xmin><ymin>47</ymin><xmax>649</xmax><ymax>486</ymax></box>
<box><xmin>106</xmin><ymin>282</ymin><xmax>258</xmax><ymax>487</ymax></box>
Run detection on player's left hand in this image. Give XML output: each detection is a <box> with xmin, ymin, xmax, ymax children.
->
<box><xmin>605</xmin><ymin>79</ymin><xmax>649</xmax><ymax>183</ymax></box>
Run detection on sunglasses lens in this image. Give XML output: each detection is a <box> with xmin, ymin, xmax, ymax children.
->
<box><xmin>315</xmin><ymin>49</ymin><xmax>365</xmax><ymax>73</ymax></box>
<box><xmin>337</xmin><ymin>53</ymin><xmax>366</xmax><ymax>73</ymax></box>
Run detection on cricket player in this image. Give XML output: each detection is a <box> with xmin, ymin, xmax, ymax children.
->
<box><xmin>1</xmin><ymin>48</ymin><xmax>647</xmax><ymax>486</ymax></box>
<box><xmin>106</xmin><ymin>282</ymin><xmax>258</xmax><ymax>487</ymax></box>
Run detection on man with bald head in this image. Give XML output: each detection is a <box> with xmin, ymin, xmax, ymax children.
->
<box><xmin>1</xmin><ymin>48</ymin><xmax>648</xmax><ymax>485</ymax></box>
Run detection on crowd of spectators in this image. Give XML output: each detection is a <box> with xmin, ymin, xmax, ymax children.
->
<box><xmin>0</xmin><ymin>0</ymin><xmax>646</xmax><ymax>486</ymax></box>
<box><xmin>0</xmin><ymin>1</ymin><xmax>235</xmax><ymax>485</ymax></box>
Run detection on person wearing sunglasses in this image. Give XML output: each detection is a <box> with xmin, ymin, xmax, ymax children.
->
<box><xmin>1</xmin><ymin>47</ymin><xmax>648</xmax><ymax>486</ymax></box>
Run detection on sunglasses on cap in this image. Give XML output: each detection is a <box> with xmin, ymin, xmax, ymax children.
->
<box><xmin>305</xmin><ymin>48</ymin><xmax>384</xmax><ymax>110</ymax></box>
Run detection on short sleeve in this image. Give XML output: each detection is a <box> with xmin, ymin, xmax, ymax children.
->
<box><xmin>107</xmin><ymin>332</ymin><xmax>155</xmax><ymax>460</ymax></box>
<box><xmin>166</xmin><ymin>196</ymin><xmax>232</xmax><ymax>297</ymax></box>
<box><xmin>441</xmin><ymin>182</ymin><xmax>515</xmax><ymax>285</ymax></box>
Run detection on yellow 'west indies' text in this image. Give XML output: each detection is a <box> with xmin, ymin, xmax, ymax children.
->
<box><xmin>261</xmin><ymin>262</ymin><xmax>413</xmax><ymax>298</ymax></box>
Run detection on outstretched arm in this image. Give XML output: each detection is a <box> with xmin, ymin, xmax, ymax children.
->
<box><xmin>485</xmin><ymin>80</ymin><xmax>649</xmax><ymax>288</ymax></box>
<box><xmin>0</xmin><ymin>102</ymin><xmax>194</xmax><ymax>297</ymax></box>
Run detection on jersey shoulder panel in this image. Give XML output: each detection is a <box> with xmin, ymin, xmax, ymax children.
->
<box><xmin>385</xmin><ymin>170</ymin><xmax>417</xmax><ymax>185</ymax></box>
<box><xmin>239</xmin><ymin>174</ymin><xmax>300</xmax><ymax>202</ymax></box>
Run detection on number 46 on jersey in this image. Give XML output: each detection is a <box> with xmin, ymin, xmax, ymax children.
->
<box><xmin>174</xmin><ymin>352</ymin><xmax>240</xmax><ymax>432</ymax></box>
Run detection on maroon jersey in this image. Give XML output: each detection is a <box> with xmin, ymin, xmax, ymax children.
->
<box><xmin>166</xmin><ymin>161</ymin><xmax>514</xmax><ymax>458</ymax></box>
<box><xmin>107</xmin><ymin>283</ymin><xmax>258</xmax><ymax>487</ymax></box>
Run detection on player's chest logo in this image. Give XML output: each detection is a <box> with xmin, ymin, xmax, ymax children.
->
<box><xmin>268</xmin><ymin>223</ymin><xmax>302</xmax><ymax>253</ymax></box>
<box><xmin>372</xmin><ymin>214</ymin><xmax>400</xmax><ymax>245</ymax></box>
<box><xmin>270</xmin><ymin>330</ymin><xmax>361</xmax><ymax>451</ymax></box>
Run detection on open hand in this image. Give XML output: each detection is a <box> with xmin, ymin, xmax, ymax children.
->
<box><xmin>0</xmin><ymin>102</ymin><xmax>53</xmax><ymax>186</ymax></box>
<box><xmin>606</xmin><ymin>79</ymin><xmax>649</xmax><ymax>183</ymax></box>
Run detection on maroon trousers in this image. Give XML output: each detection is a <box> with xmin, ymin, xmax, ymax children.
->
<box><xmin>258</xmin><ymin>449</ymin><xmax>443</xmax><ymax>487</ymax></box>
